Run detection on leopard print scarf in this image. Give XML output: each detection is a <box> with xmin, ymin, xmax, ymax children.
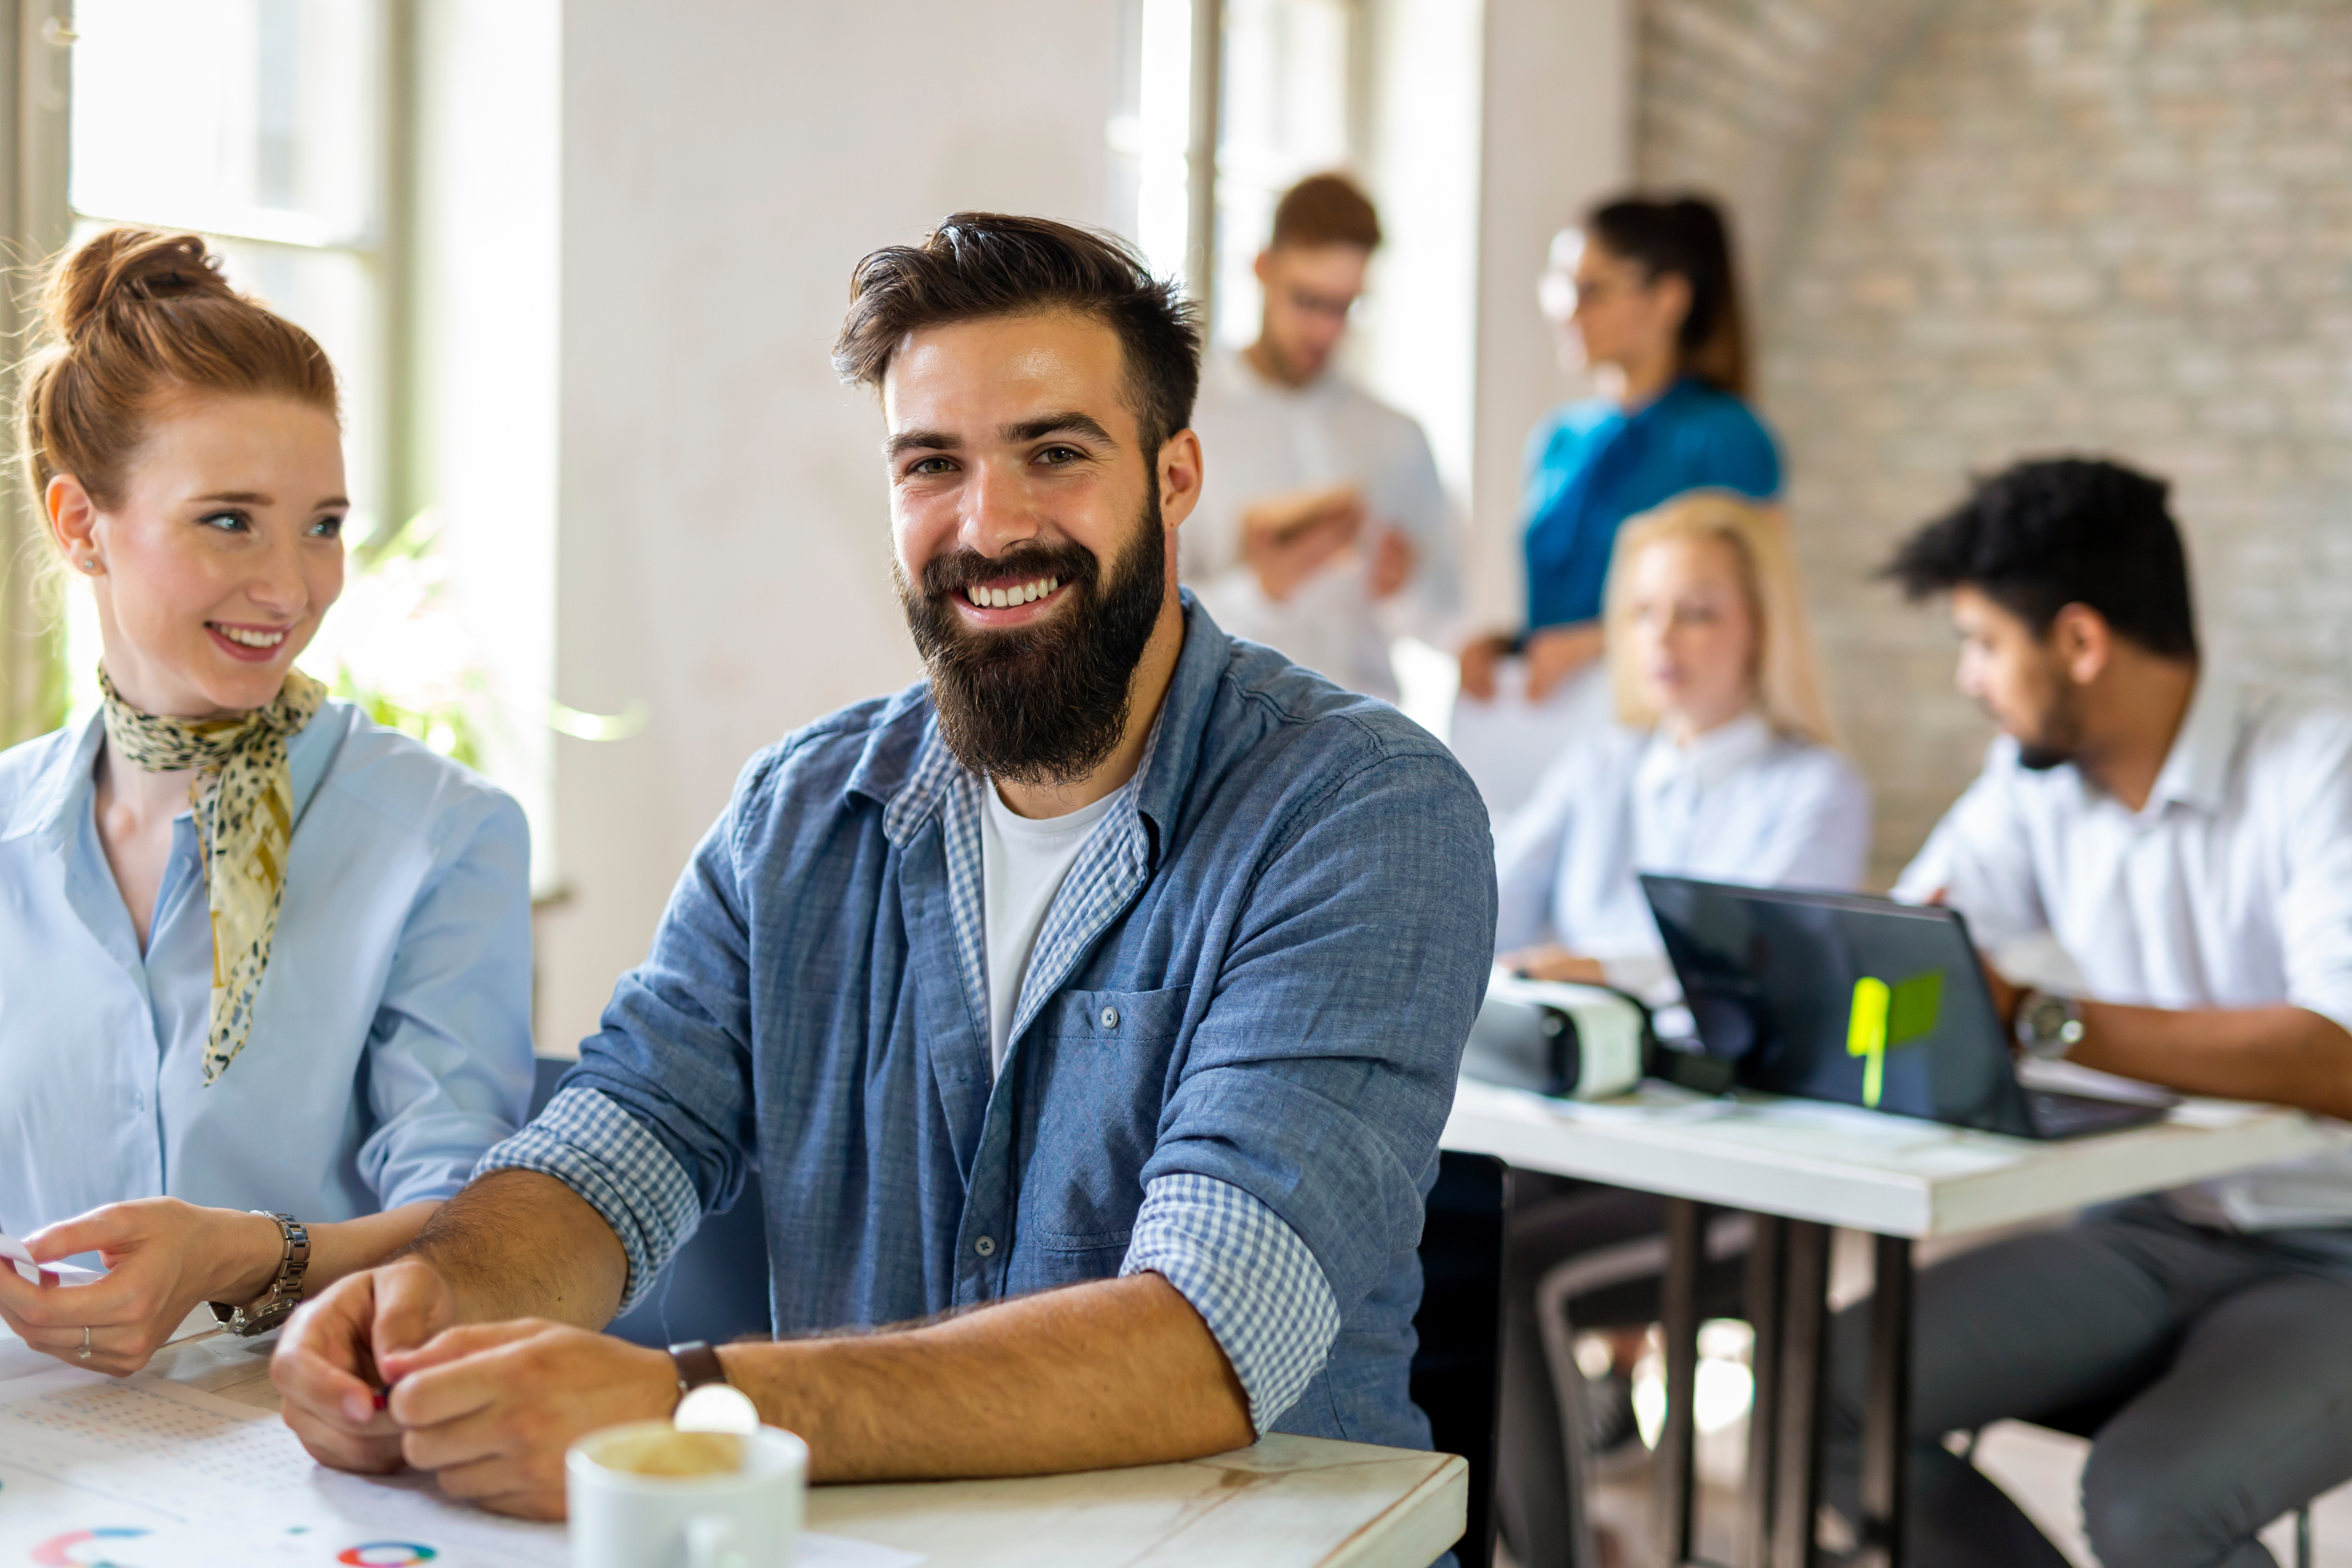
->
<box><xmin>99</xmin><ymin>665</ymin><xmax>327</xmax><ymax>1085</ymax></box>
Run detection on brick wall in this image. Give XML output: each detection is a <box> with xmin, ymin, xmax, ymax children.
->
<box><xmin>1643</xmin><ymin>0</ymin><xmax>2352</xmax><ymax>882</ymax></box>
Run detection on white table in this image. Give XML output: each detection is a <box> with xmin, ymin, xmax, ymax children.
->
<box><xmin>1441</xmin><ymin>1076</ymin><xmax>2343</xmax><ymax>1568</ymax></box>
<box><xmin>4</xmin><ymin>1328</ymin><xmax>1465</xmax><ymax>1568</ymax></box>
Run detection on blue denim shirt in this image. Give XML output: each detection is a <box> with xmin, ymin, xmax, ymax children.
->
<box><xmin>541</xmin><ymin>597</ymin><xmax>1495</xmax><ymax>1448</ymax></box>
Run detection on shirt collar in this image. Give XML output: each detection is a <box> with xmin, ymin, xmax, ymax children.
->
<box><xmin>2</xmin><ymin>697</ymin><xmax>346</xmax><ymax>852</ymax></box>
<box><xmin>1634</xmin><ymin>709</ymin><xmax>1775</xmax><ymax>799</ymax></box>
<box><xmin>2145</xmin><ymin>669</ymin><xmax>2241</xmax><ymax>817</ymax></box>
<box><xmin>2</xmin><ymin>708</ymin><xmax>108</xmax><ymax>849</ymax></box>
<box><xmin>873</xmin><ymin>591</ymin><xmax>1225</xmax><ymax>872</ymax></box>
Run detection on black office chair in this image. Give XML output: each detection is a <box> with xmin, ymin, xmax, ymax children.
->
<box><xmin>1412</xmin><ymin>1151</ymin><xmax>1512</xmax><ymax>1568</ymax></box>
<box><xmin>527</xmin><ymin>1056</ymin><xmax>772</xmax><ymax>1348</ymax></box>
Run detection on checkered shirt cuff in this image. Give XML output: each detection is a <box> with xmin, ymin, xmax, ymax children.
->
<box><xmin>474</xmin><ymin>1085</ymin><xmax>704</xmax><ymax>1316</ymax></box>
<box><xmin>1121</xmin><ymin>1172</ymin><xmax>1341</xmax><ymax>1433</ymax></box>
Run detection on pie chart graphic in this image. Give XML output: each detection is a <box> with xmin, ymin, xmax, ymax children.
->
<box><xmin>30</xmin><ymin>1527</ymin><xmax>150</xmax><ymax>1566</ymax></box>
<box><xmin>336</xmin><ymin>1546</ymin><xmax>439</xmax><ymax>1566</ymax></box>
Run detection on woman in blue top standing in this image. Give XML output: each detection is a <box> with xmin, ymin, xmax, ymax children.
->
<box><xmin>0</xmin><ymin>229</ymin><xmax>532</xmax><ymax>1374</ymax></box>
<box><xmin>1460</xmin><ymin>194</ymin><xmax>1782</xmax><ymax>710</ymax></box>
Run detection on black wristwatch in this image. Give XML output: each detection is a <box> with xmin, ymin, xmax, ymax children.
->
<box><xmin>209</xmin><ymin>1212</ymin><xmax>310</xmax><ymax>1336</ymax></box>
<box><xmin>2014</xmin><ymin>988</ymin><xmax>2086</xmax><ymax>1061</ymax></box>
<box><xmin>668</xmin><ymin>1339</ymin><xmax>729</xmax><ymax>1396</ymax></box>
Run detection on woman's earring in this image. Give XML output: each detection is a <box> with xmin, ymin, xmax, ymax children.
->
<box><xmin>78</xmin><ymin>557</ymin><xmax>100</xmax><ymax>574</ymax></box>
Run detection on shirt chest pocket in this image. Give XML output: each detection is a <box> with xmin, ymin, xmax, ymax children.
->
<box><xmin>1016</xmin><ymin>984</ymin><xmax>1192</xmax><ymax>1254</ymax></box>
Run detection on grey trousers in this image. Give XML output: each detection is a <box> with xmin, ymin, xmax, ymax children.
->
<box><xmin>1826</xmin><ymin>1199</ymin><xmax>2352</xmax><ymax>1568</ymax></box>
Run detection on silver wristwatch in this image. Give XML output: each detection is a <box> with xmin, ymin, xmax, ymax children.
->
<box><xmin>2013</xmin><ymin>989</ymin><xmax>2086</xmax><ymax>1061</ymax></box>
<box><xmin>209</xmin><ymin>1212</ymin><xmax>311</xmax><ymax>1337</ymax></box>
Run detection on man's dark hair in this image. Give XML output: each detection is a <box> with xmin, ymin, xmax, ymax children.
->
<box><xmin>833</xmin><ymin>212</ymin><xmax>1201</xmax><ymax>457</ymax></box>
<box><xmin>1881</xmin><ymin>456</ymin><xmax>2200</xmax><ymax>659</ymax></box>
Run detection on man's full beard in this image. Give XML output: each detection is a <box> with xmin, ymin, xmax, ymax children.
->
<box><xmin>897</xmin><ymin>492</ymin><xmax>1168</xmax><ymax>786</ymax></box>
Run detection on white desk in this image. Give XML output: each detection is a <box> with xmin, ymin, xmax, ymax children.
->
<box><xmin>1441</xmin><ymin>1078</ymin><xmax>2344</xmax><ymax>1568</ymax></box>
<box><xmin>0</xmin><ymin>1329</ymin><xmax>1465</xmax><ymax>1568</ymax></box>
<box><xmin>1443</xmin><ymin>1076</ymin><xmax>2341</xmax><ymax>1238</ymax></box>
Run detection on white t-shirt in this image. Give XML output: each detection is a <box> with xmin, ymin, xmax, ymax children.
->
<box><xmin>1895</xmin><ymin>675</ymin><xmax>2352</xmax><ymax>1230</ymax></box>
<box><xmin>1181</xmin><ymin>350</ymin><xmax>1455</xmax><ymax>700</ymax></box>
<box><xmin>979</xmin><ymin>780</ymin><xmax>1130</xmax><ymax>1074</ymax></box>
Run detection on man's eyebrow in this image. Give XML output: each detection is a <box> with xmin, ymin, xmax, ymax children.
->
<box><xmin>1002</xmin><ymin>412</ymin><xmax>1117</xmax><ymax>448</ymax></box>
<box><xmin>886</xmin><ymin>428</ymin><xmax>963</xmax><ymax>459</ymax></box>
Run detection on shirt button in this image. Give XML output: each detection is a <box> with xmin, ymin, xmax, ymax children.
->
<box><xmin>973</xmin><ymin>1236</ymin><xmax>997</xmax><ymax>1257</ymax></box>
<box><xmin>1100</xmin><ymin>1006</ymin><xmax>1120</xmax><ymax>1030</ymax></box>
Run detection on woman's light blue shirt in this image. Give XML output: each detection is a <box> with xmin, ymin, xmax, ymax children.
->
<box><xmin>0</xmin><ymin>700</ymin><xmax>533</xmax><ymax>1238</ymax></box>
<box><xmin>1493</xmin><ymin>713</ymin><xmax>1871</xmax><ymax>990</ymax></box>
<box><xmin>1519</xmin><ymin>377</ymin><xmax>1782</xmax><ymax>632</ymax></box>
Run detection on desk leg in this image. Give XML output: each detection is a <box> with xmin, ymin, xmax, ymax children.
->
<box><xmin>1655</xmin><ymin>1198</ymin><xmax>1705</xmax><ymax>1568</ymax></box>
<box><xmin>1741</xmin><ymin>1216</ymin><xmax>1786</xmax><ymax>1568</ymax></box>
<box><xmin>1769</xmin><ymin>1221</ymin><xmax>1831</xmax><ymax>1568</ymax></box>
<box><xmin>1857</xmin><ymin>1235</ymin><xmax>1913</xmax><ymax>1568</ymax></box>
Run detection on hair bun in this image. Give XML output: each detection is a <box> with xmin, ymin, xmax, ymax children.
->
<box><xmin>45</xmin><ymin>227</ymin><xmax>236</xmax><ymax>343</ymax></box>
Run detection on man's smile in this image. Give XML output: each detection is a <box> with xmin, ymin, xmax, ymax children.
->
<box><xmin>954</xmin><ymin>572</ymin><xmax>1068</xmax><ymax>626</ymax></box>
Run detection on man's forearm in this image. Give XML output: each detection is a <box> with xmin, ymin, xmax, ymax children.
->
<box><xmin>2073</xmin><ymin>1002</ymin><xmax>2352</xmax><ymax>1119</ymax></box>
<box><xmin>400</xmin><ymin>1170</ymin><xmax>630</xmax><ymax>1330</ymax></box>
<box><xmin>715</xmin><ymin>1272</ymin><xmax>1253</xmax><ymax>1484</ymax></box>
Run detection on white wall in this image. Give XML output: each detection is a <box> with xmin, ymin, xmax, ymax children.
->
<box><xmin>537</xmin><ymin>1</ymin><xmax>1120</xmax><ymax>1054</ymax></box>
<box><xmin>1467</xmin><ymin>0</ymin><xmax>1630</xmax><ymax>627</ymax></box>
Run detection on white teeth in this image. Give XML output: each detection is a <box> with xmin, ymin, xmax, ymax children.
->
<box><xmin>216</xmin><ymin>625</ymin><xmax>286</xmax><ymax>648</ymax></box>
<box><xmin>964</xmin><ymin>576</ymin><xmax>1058</xmax><ymax>609</ymax></box>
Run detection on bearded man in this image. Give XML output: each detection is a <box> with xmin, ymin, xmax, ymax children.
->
<box><xmin>270</xmin><ymin>214</ymin><xmax>1496</xmax><ymax>1517</ymax></box>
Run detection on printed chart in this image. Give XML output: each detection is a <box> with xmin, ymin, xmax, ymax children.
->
<box><xmin>0</xmin><ymin>1368</ymin><xmax>916</xmax><ymax>1568</ymax></box>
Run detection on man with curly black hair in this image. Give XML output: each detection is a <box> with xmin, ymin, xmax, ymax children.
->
<box><xmin>1831</xmin><ymin>455</ymin><xmax>2352</xmax><ymax>1568</ymax></box>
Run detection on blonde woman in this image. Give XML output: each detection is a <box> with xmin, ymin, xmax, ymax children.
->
<box><xmin>0</xmin><ymin>230</ymin><xmax>531</xmax><ymax>1374</ymax></box>
<box><xmin>1489</xmin><ymin>491</ymin><xmax>1869</xmax><ymax>1568</ymax></box>
<box><xmin>1494</xmin><ymin>489</ymin><xmax>1867</xmax><ymax>996</ymax></box>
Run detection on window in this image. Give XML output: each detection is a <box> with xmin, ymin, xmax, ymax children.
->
<box><xmin>1110</xmin><ymin>0</ymin><xmax>1362</xmax><ymax>345</ymax></box>
<box><xmin>64</xmin><ymin>0</ymin><xmax>400</xmax><ymax>725</ymax></box>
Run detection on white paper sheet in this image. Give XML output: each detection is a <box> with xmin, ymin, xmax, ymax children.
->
<box><xmin>0</xmin><ymin>1366</ymin><xmax>920</xmax><ymax>1568</ymax></box>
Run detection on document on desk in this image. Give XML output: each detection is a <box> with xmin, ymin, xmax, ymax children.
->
<box><xmin>0</xmin><ymin>1365</ymin><xmax>922</xmax><ymax>1567</ymax></box>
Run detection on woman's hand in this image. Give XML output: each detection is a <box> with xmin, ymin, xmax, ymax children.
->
<box><xmin>0</xmin><ymin>1199</ymin><xmax>282</xmax><ymax>1374</ymax></box>
<box><xmin>1457</xmin><ymin>633</ymin><xmax>1515</xmax><ymax>702</ymax></box>
<box><xmin>1501</xmin><ymin>945</ymin><xmax>1610</xmax><ymax>985</ymax></box>
<box><xmin>1523</xmin><ymin>623</ymin><xmax>1606</xmax><ymax>701</ymax></box>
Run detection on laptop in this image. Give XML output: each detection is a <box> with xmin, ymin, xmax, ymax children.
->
<box><xmin>1638</xmin><ymin>874</ymin><xmax>2172</xmax><ymax>1139</ymax></box>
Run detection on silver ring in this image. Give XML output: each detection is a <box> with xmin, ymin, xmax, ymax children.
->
<box><xmin>78</xmin><ymin>1326</ymin><xmax>91</xmax><ymax>1361</ymax></box>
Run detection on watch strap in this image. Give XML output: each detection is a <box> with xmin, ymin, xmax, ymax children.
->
<box><xmin>668</xmin><ymin>1339</ymin><xmax>728</xmax><ymax>1393</ymax></box>
<box><xmin>208</xmin><ymin>1212</ymin><xmax>310</xmax><ymax>1337</ymax></box>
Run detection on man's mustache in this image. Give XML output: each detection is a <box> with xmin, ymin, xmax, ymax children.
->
<box><xmin>920</xmin><ymin>543</ymin><xmax>1099</xmax><ymax>600</ymax></box>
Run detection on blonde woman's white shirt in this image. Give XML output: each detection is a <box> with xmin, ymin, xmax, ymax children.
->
<box><xmin>1896</xmin><ymin>676</ymin><xmax>2352</xmax><ymax>1231</ymax></box>
<box><xmin>1494</xmin><ymin>712</ymin><xmax>1873</xmax><ymax>996</ymax></box>
<box><xmin>0</xmin><ymin>701</ymin><xmax>534</xmax><ymax>1240</ymax></box>
<box><xmin>1181</xmin><ymin>350</ymin><xmax>1456</xmax><ymax>701</ymax></box>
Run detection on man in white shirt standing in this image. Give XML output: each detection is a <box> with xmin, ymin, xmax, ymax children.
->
<box><xmin>1831</xmin><ymin>457</ymin><xmax>2352</xmax><ymax>1568</ymax></box>
<box><xmin>1183</xmin><ymin>172</ymin><xmax>1456</xmax><ymax>702</ymax></box>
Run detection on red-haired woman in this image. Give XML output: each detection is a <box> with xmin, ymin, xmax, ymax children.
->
<box><xmin>0</xmin><ymin>230</ymin><xmax>531</xmax><ymax>1374</ymax></box>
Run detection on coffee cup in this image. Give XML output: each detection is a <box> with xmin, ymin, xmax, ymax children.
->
<box><xmin>567</xmin><ymin>1420</ymin><xmax>808</xmax><ymax>1568</ymax></box>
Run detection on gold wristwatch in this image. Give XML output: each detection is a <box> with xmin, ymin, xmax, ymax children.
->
<box><xmin>209</xmin><ymin>1212</ymin><xmax>311</xmax><ymax>1336</ymax></box>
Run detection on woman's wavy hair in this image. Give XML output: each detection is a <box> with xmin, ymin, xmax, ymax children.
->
<box><xmin>1603</xmin><ymin>490</ymin><xmax>1838</xmax><ymax>746</ymax></box>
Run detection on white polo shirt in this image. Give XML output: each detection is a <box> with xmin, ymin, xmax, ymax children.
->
<box><xmin>1180</xmin><ymin>350</ymin><xmax>1456</xmax><ymax>701</ymax></box>
<box><xmin>1895</xmin><ymin>674</ymin><xmax>2352</xmax><ymax>1230</ymax></box>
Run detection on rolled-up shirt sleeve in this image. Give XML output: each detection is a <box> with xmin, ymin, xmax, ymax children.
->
<box><xmin>1139</xmin><ymin>746</ymin><xmax>1497</xmax><ymax>1416</ymax></box>
<box><xmin>474</xmin><ymin>1085</ymin><xmax>702</xmax><ymax>1314</ymax></box>
<box><xmin>1121</xmin><ymin>1172</ymin><xmax>1341</xmax><ymax>1433</ymax></box>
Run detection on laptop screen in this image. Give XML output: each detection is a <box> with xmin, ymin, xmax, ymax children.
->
<box><xmin>1640</xmin><ymin>875</ymin><xmax>2036</xmax><ymax>1136</ymax></box>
